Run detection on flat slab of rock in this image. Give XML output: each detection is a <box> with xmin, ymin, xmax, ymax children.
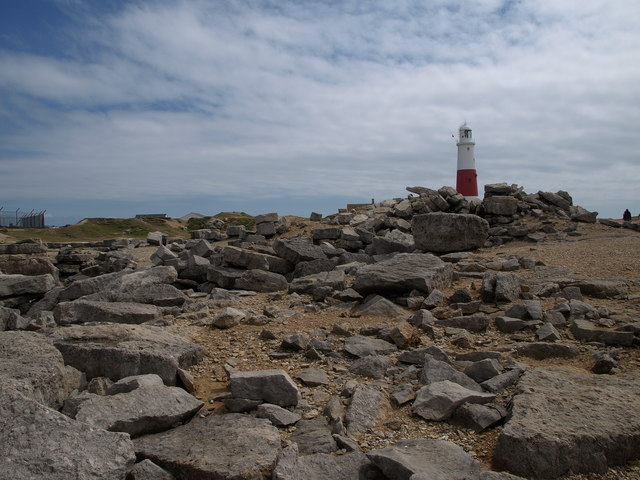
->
<box><xmin>47</xmin><ymin>323</ymin><xmax>205</xmax><ymax>385</ymax></box>
<box><xmin>571</xmin><ymin>319</ymin><xmax>634</xmax><ymax>346</ymax></box>
<box><xmin>74</xmin><ymin>384</ymin><xmax>203</xmax><ymax>437</ymax></box>
<box><xmin>54</xmin><ymin>300</ymin><xmax>162</xmax><ymax>325</ymax></box>
<box><xmin>290</xmin><ymin>417</ymin><xmax>337</xmax><ymax>454</ymax></box>
<box><xmin>230</xmin><ymin>369</ymin><xmax>301</xmax><ymax>406</ymax></box>
<box><xmin>353</xmin><ymin>253</ymin><xmax>453</xmax><ymax>296</ymax></box>
<box><xmin>412</xmin><ymin>380</ymin><xmax>495</xmax><ymax>421</ymax></box>
<box><xmin>434</xmin><ymin>315</ymin><xmax>490</xmax><ymax>333</ymax></box>
<box><xmin>82</xmin><ymin>283</ymin><xmax>188</xmax><ymax>307</ymax></box>
<box><xmin>59</xmin><ymin>266</ymin><xmax>177</xmax><ymax>302</ymax></box>
<box><xmin>514</xmin><ymin>342</ymin><xmax>579</xmax><ymax>360</ymax></box>
<box><xmin>345</xmin><ymin>384</ymin><xmax>389</xmax><ymax>437</ymax></box>
<box><xmin>367</xmin><ymin>438</ymin><xmax>481</xmax><ymax>479</ymax></box>
<box><xmin>0</xmin><ymin>331</ymin><xmax>82</xmax><ymax>409</ymax></box>
<box><xmin>274</xmin><ymin>445</ymin><xmax>382</xmax><ymax>480</ymax></box>
<box><xmin>135</xmin><ymin>413</ymin><xmax>281</xmax><ymax>479</ymax></box>
<box><xmin>420</xmin><ymin>356</ymin><xmax>482</xmax><ymax>392</ymax></box>
<box><xmin>495</xmin><ymin>367</ymin><xmax>640</xmax><ymax>478</ymax></box>
<box><xmin>343</xmin><ymin>335</ymin><xmax>397</xmax><ymax>358</ymax></box>
<box><xmin>0</xmin><ymin>273</ymin><xmax>56</xmax><ymax>297</ymax></box>
<box><xmin>0</xmin><ymin>385</ymin><xmax>135</xmax><ymax>480</ymax></box>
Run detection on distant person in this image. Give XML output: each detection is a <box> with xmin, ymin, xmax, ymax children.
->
<box><xmin>623</xmin><ymin>209</ymin><xmax>632</xmax><ymax>221</ymax></box>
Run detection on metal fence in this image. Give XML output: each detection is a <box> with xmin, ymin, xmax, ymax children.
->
<box><xmin>0</xmin><ymin>208</ymin><xmax>46</xmax><ymax>228</ymax></box>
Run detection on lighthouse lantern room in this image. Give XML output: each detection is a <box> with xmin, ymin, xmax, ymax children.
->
<box><xmin>456</xmin><ymin>122</ymin><xmax>478</xmax><ymax>198</ymax></box>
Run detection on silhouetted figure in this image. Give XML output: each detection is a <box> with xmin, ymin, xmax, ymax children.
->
<box><xmin>623</xmin><ymin>209</ymin><xmax>632</xmax><ymax>222</ymax></box>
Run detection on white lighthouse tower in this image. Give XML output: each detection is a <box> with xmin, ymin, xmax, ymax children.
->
<box><xmin>456</xmin><ymin>122</ymin><xmax>478</xmax><ymax>198</ymax></box>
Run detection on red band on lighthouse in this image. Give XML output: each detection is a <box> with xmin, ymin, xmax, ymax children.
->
<box><xmin>456</xmin><ymin>169</ymin><xmax>478</xmax><ymax>197</ymax></box>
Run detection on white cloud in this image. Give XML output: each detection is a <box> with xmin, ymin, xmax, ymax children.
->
<box><xmin>1</xmin><ymin>0</ymin><xmax>639</xmax><ymax>218</ymax></box>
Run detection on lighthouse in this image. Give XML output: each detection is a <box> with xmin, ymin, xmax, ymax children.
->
<box><xmin>456</xmin><ymin>122</ymin><xmax>478</xmax><ymax>198</ymax></box>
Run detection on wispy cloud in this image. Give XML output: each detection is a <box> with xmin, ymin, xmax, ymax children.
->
<box><xmin>0</xmin><ymin>0</ymin><xmax>638</xmax><ymax>219</ymax></box>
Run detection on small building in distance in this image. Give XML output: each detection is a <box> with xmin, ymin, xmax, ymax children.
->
<box><xmin>135</xmin><ymin>214</ymin><xmax>168</xmax><ymax>219</ymax></box>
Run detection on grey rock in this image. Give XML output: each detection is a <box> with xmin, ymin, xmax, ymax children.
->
<box><xmin>294</xmin><ymin>258</ymin><xmax>338</xmax><ymax>278</ymax></box>
<box><xmin>484</xmin><ymin>196</ymin><xmax>518</xmax><ymax>216</ymax></box>
<box><xmin>353</xmin><ymin>253</ymin><xmax>453</xmax><ymax>296</ymax></box>
<box><xmin>0</xmin><ymin>385</ymin><xmax>136</xmax><ymax>480</ymax></box>
<box><xmin>291</xmin><ymin>416</ymin><xmax>337</xmax><ymax>454</ymax></box>
<box><xmin>74</xmin><ymin>384</ymin><xmax>203</xmax><ymax>437</ymax></box>
<box><xmin>367</xmin><ymin>438</ymin><xmax>481</xmax><ymax>480</ymax></box>
<box><xmin>355</xmin><ymin>294</ymin><xmax>409</xmax><ymax>318</ymax></box>
<box><xmin>422</xmin><ymin>289</ymin><xmax>445</xmax><ymax>308</ymax></box>
<box><xmin>234</xmin><ymin>269</ymin><xmax>288</xmax><ymax>292</ymax></box>
<box><xmin>230</xmin><ymin>369</ymin><xmax>301</xmax><ymax>407</ymax></box>
<box><xmin>107</xmin><ymin>373</ymin><xmax>164</xmax><ymax>395</ymax></box>
<box><xmin>84</xmin><ymin>283</ymin><xmax>188</xmax><ymax>307</ymax></box>
<box><xmin>481</xmin><ymin>368</ymin><xmax>525</xmax><ymax>393</ymax></box>
<box><xmin>59</xmin><ymin>266</ymin><xmax>177</xmax><ymax>302</ymax></box>
<box><xmin>222</xmin><ymin>245</ymin><xmax>292</xmax><ymax>274</ymax></box>
<box><xmin>451</xmin><ymin>403</ymin><xmax>507</xmax><ymax>432</ymax></box>
<box><xmin>495</xmin><ymin>367</ymin><xmax>640</xmax><ymax>478</ymax></box>
<box><xmin>412</xmin><ymin>212</ymin><xmax>489</xmax><ymax>253</ymax></box>
<box><xmin>47</xmin><ymin>323</ymin><xmax>205</xmax><ymax>385</ymax></box>
<box><xmin>0</xmin><ymin>305</ymin><xmax>28</xmax><ymax>330</ymax></box>
<box><xmin>571</xmin><ymin>319</ymin><xmax>634</xmax><ymax>346</ymax></box>
<box><xmin>295</xmin><ymin>367</ymin><xmax>330</xmax><ymax>386</ymax></box>
<box><xmin>256</xmin><ymin>403</ymin><xmax>301</xmax><ymax>426</ymax></box>
<box><xmin>54</xmin><ymin>300</ymin><xmax>162</xmax><ymax>325</ymax></box>
<box><xmin>349</xmin><ymin>355</ymin><xmax>393</xmax><ymax>379</ymax></box>
<box><xmin>482</xmin><ymin>272</ymin><xmax>522</xmax><ymax>303</ymax></box>
<box><xmin>88</xmin><ymin>376</ymin><xmax>115</xmax><ymax>395</ymax></box>
<box><xmin>212</xmin><ymin>307</ymin><xmax>246</xmax><ymax>329</ymax></box>
<box><xmin>591</xmin><ymin>352</ymin><xmax>618</xmax><ymax>374</ymax></box>
<box><xmin>0</xmin><ymin>239</ymin><xmax>48</xmax><ymax>254</ymax></box>
<box><xmin>0</xmin><ymin>331</ymin><xmax>82</xmax><ymax>409</ymax></box>
<box><xmin>0</xmin><ymin>273</ymin><xmax>56</xmax><ymax>297</ymax></box>
<box><xmin>0</xmin><ymin>254</ymin><xmax>58</xmax><ymax>277</ymax></box>
<box><xmin>434</xmin><ymin>315</ymin><xmax>490</xmax><ymax>332</ymax></box>
<box><xmin>412</xmin><ymin>380</ymin><xmax>495</xmax><ymax>421</ymax></box>
<box><xmin>128</xmin><ymin>459</ymin><xmax>175</xmax><ymax>480</ymax></box>
<box><xmin>536</xmin><ymin>322</ymin><xmax>561</xmax><ymax>341</ymax></box>
<box><xmin>289</xmin><ymin>270</ymin><xmax>345</xmax><ymax>294</ymax></box>
<box><xmin>515</xmin><ymin>342</ymin><xmax>579</xmax><ymax>360</ymax></box>
<box><xmin>274</xmin><ymin>237</ymin><xmax>327</xmax><ymax>264</ymax></box>
<box><xmin>293</xmin><ymin>451</ymin><xmax>381</xmax><ymax>480</ymax></box>
<box><xmin>345</xmin><ymin>384</ymin><xmax>389</xmax><ymax>437</ymax></box>
<box><xmin>465</xmin><ymin>359</ymin><xmax>503</xmax><ymax>383</ymax></box>
<box><xmin>420</xmin><ymin>356</ymin><xmax>482</xmax><ymax>392</ymax></box>
<box><xmin>367</xmin><ymin>230</ymin><xmax>415</xmax><ymax>255</ymax></box>
<box><xmin>398</xmin><ymin>346</ymin><xmax>449</xmax><ymax>365</ymax></box>
<box><xmin>344</xmin><ymin>335</ymin><xmax>397</xmax><ymax>358</ymax></box>
<box><xmin>538</xmin><ymin>191</ymin><xmax>571</xmax><ymax>210</ymax></box>
<box><xmin>495</xmin><ymin>316</ymin><xmax>527</xmax><ymax>333</ymax></box>
<box><xmin>134</xmin><ymin>413</ymin><xmax>281</xmax><ymax>479</ymax></box>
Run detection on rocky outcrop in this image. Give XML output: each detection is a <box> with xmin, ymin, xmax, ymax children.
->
<box><xmin>0</xmin><ymin>385</ymin><xmax>136</xmax><ymax>480</ymax></box>
<box><xmin>353</xmin><ymin>253</ymin><xmax>453</xmax><ymax>296</ymax></box>
<box><xmin>495</xmin><ymin>367</ymin><xmax>640</xmax><ymax>478</ymax></box>
<box><xmin>134</xmin><ymin>414</ymin><xmax>281</xmax><ymax>479</ymax></box>
<box><xmin>412</xmin><ymin>213</ymin><xmax>489</xmax><ymax>252</ymax></box>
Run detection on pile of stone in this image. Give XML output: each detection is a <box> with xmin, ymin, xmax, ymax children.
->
<box><xmin>0</xmin><ymin>183</ymin><xmax>638</xmax><ymax>479</ymax></box>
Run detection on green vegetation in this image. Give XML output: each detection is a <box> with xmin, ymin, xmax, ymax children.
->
<box><xmin>2</xmin><ymin>217</ymin><xmax>188</xmax><ymax>242</ymax></box>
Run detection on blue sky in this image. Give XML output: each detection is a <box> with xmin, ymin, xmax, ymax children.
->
<box><xmin>1</xmin><ymin>0</ymin><xmax>639</xmax><ymax>225</ymax></box>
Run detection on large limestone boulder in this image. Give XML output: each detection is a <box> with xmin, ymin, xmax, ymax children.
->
<box><xmin>82</xmin><ymin>283</ymin><xmax>188</xmax><ymax>307</ymax></box>
<box><xmin>0</xmin><ymin>331</ymin><xmax>82</xmax><ymax>409</ymax></box>
<box><xmin>367</xmin><ymin>438</ymin><xmax>481</xmax><ymax>479</ymax></box>
<box><xmin>483</xmin><ymin>196</ymin><xmax>518</xmax><ymax>216</ymax></box>
<box><xmin>53</xmin><ymin>300</ymin><xmax>163</xmax><ymax>325</ymax></box>
<box><xmin>0</xmin><ymin>273</ymin><xmax>56</xmax><ymax>297</ymax></box>
<box><xmin>412</xmin><ymin>213</ymin><xmax>489</xmax><ymax>253</ymax></box>
<box><xmin>0</xmin><ymin>255</ymin><xmax>58</xmax><ymax>277</ymax></box>
<box><xmin>73</xmin><ymin>382</ymin><xmax>203</xmax><ymax>437</ymax></box>
<box><xmin>47</xmin><ymin>323</ymin><xmax>205</xmax><ymax>385</ymax></box>
<box><xmin>0</xmin><ymin>385</ymin><xmax>136</xmax><ymax>480</ymax></box>
<box><xmin>134</xmin><ymin>413</ymin><xmax>281</xmax><ymax>479</ymax></box>
<box><xmin>494</xmin><ymin>367</ymin><xmax>640</xmax><ymax>478</ymax></box>
<box><xmin>353</xmin><ymin>253</ymin><xmax>453</xmax><ymax>296</ymax></box>
<box><xmin>230</xmin><ymin>369</ymin><xmax>301</xmax><ymax>407</ymax></box>
<box><xmin>59</xmin><ymin>266</ymin><xmax>177</xmax><ymax>302</ymax></box>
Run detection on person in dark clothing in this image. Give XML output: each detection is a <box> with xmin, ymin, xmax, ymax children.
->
<box><xmin>623</xmin><ymin>209</ymin><xmax>632</xmax><ymax>221</ymax></box>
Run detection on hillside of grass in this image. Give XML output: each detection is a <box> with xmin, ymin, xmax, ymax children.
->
<box><xmin>0</xmin><ymin>217</ymin><xmax>189</xmax><ymax>242</ymax></box>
